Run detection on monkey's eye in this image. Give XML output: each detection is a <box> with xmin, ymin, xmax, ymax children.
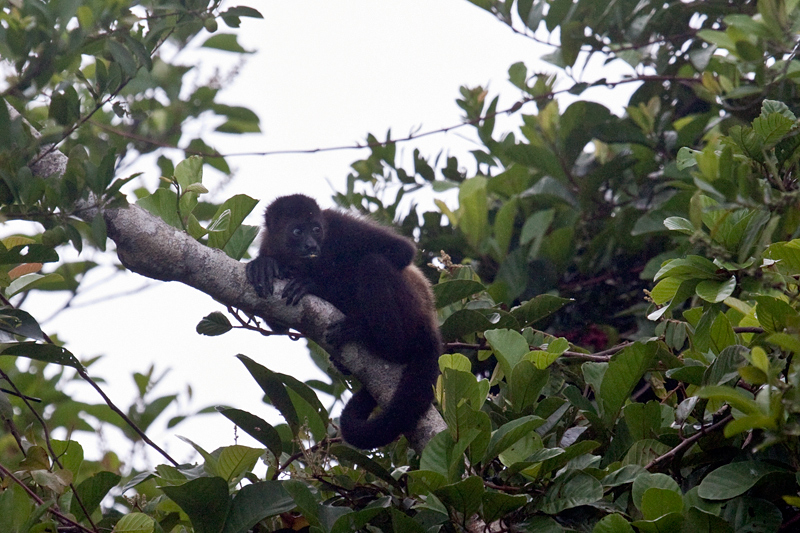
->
<box><xmin>292</xmin><ymin>228</ymin><xmax>303</xmax><ymax>237</ymax></box>
<box><xmin>312</xmin><ymin>226</ymin><xmax>321</xmax><ymax>235</ymax></box>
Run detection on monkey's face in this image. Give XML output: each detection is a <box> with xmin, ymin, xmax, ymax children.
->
<box><xmin>286</xmin><ymin>220</ymin><xmax>323</xmax><ymax>259</ymax></box>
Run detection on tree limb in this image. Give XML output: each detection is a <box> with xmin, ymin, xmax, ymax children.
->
<box><xmin>20</xmin><ymin>117</ymin><xmax>446</xmax><ymax>452</ymax></box>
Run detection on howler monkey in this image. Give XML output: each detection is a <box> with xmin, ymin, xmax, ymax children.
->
<box><xmin>246</xmin><ymin>194</ymin><xmax>441</xmax><ymax>449</ymax></box>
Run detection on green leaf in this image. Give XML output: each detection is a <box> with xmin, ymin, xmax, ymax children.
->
<box><xmin>695</xmin><ymin>276</ymin><xmax>736</xmax><ymax>303</ymax></box>
<box><xmin>207</xmin><ymin>194</ymin><xmax>259</xmax><ymax>254</ymax></box>
<box><xmin>221</xmin><ymin>481</ymin><xmax>295</xmax><ymax>533</ymax></box>
<box><xmin>481</xmin><ymin>491</ymin><xmax>527</xmax><ymax>524</ymax></box>
<box><xmin>420</xmin><ymin>429</ymin><xmax>474</xmax><ymax>482</ymax></box>
<box><xmin>220</xmin><ymin>6</ymin><xmax>264</xmax><ymax>19</ymax></box>
<box><xmin>599</xmin><ymin>342</ymin><xmax>657</xmax><ymax>424</ymax></box>
<box><xmin>216</xmin><ymin>120</ymin><xmax>261</xmax><ymax>134</ymax></box>
<box><xmin>107</xmin><ymin>40</ymin><xmax>138</xmax><ymax>77</ymax></box>
<box><xmin>509</xmin><ymin>360</ymin><xmax>548</xmax><ymax>411</ymax></box>
<box><xmin>623</xmin><ymin>401</ymin><xmax>661</xmax><ymax>441</ymax></box>
<box><xmin>753</xmin><ymin>112</ymin><xmax>795</xmax><ymax>146</ymax></box>
<box><xmin>6</xmin><ymin>273</ymin><xmax>65</xmax><ymax>297</ymax></box>
<box><xmin>593</xmin><ymin>513</ymin><xmax>635</xmax><ymax>533</ymax></box>
<box><xmin>641</xmin><ymin>488</ymin><xmax>683</xmax><ymax>520</ymax></box>
<box><xmin>458</xmin><ymin>176</ymin><xmax>489</xmax><ymax>248</ymax></box>
<box><xmin>765</xmin><ymin>239</ymin><xmax>800</xmax><ymax>273</ymax></box>
<box><xmin>138</xmin><ymin>189</ymin><xmax>182</xmax><ymax>229</ymax></box>
<box><xmin>202</xmin><ymin>34</ymin><xmax>253</xmax><ymax>53</ymax></box>
<box><xmin>663</xmin><ymin>216</ymin><xmax>695</xmax><ymax>234</ymax></box>
<box><xmin>708</xmin><ymin>311</ymin><xmax>736</xmax><ymax>353</ymax></box>
<box><xmin>217</xmin><ymin>445</ymin><xmax>263</xmax><ymax>483</ymax></box>
<box><xmin>441</xmin><ymin>369</ymin><xmax>482</xmax><ymax>435</ymax></box>
<box><xmin>175</xmin><ymin>156</ymin><xmax>204</xmax><ymax>190</ymax></box>
<box><xmin>622</xmin><ymin>439</ymin><xmax>671</xmax><ymax>467</ymax></box>
<box><xmin>630</xmin><ymin>513</ymin><xmax>684</xmax><ymax>533</ymax></box>
<box><xmin>485</xmin><ymin>328</ymin><xmax>530</xmax><ymax>376</ymax></box>
<box><xmin>223</xmin><ymin>223</ymin><xmax>259</xmax><ymax>261</ymax></box>
<box><xmin>161</xmin><ymin>477</ymin><xmax>230</xmax><ymax>533</ymax></box>
<box><xmin>0</xmin><ymin>243</ymin><xmax>59</xmax><ymax>265</ymax></box>
<box><xmin>1</xmin><ymin>343</ymin><xmax>81</xmax><ymax>369</ymax></box>
<box><xmin>71</xmin><ymin>471</ymin><xmax>121</xmax><ymax>523</ymax></box>
<box><xmin>719</xmin><ymin>496</ymin><xmax>782</xmax><ymax>532</ymax></box>
<box><xmin>286</xmin><ymin>387</ymin><xmax>327</xmax><ymax>441</ymax></box>
<box><xmin>702</xmin><ymin>345</ymin><xmax>747</xmax><ymax>386</ymax></box>
<box><xmin>754</xmin><ymin>295</ymin><xmax>800</xmax><ymax>333</ymax></box>
<box><xmin>520</xmin><ymin>208</ymin><xmax>556</xmax><ymax>256</ymax></box>
<box><xmin>0</xmin><ymin>308</ymin><xmax>46</xmax><ymax>341</ymax></box>
<box><xmin>433</xmin><ymin>476</ymin><xmax>484</xmax><ymax>519</ymax></box>
<box><xmin>196</xmin><ymin>312</ymin><xmax>233</xmax><ymax>336</ymax></box>
<box><xmin>236</xmin><ymin>355</ymin><xmax>298</xmax><ymax>433</ymax></box>
<box><xmin>654</xmin><ymin>255</ymin><xmax>718</xmax><ymax>282</ymax></box>
<box><xmin>432</xmin><ymin>279</ymin><xmax>485</xmax><ymax>308</ymax></box>
<box><xmin>695</xmin><ymin>385</ymin><xmax>761</xmax><ymax>416</ymax></box>
<box><xmin>631</xmin><ymin>473</ymin><xmax>680</xmax><ymax>510</ymax></box>
<box><xmin>508</xmin><ymin>61</ymin><xmax>527</xmax><ymax>89</ymax></box>
<box><xmin>440</xmin><ymin>309</ymin><xmax>505</xmax><ymax>340</ymax></box>
<box><xmin>728</xmin><ymin>125</ymin><xmax>764</xmax><ymax>162</ymax></box>
<box><xmin>697</xmin><ymin>461</ymin><xmax>786</xmax><ymax>500</ymax></box>
<box><xmin>493</xmin><ymin>197</ymin><xmax>518</xmax><ymax>256</ymax></box>
<box><xmin>540</xmin><ymin>472</ymin><xmax>603</xmax><ymax>514</ymax></box>
<box><xmin>49</xmin><ymin>86</ymin><xmax>80</xmax><ymax>126</ymax></box>
<box><xmin>113</xmin><ymin>513</ymin><xmax>154</xmax><ymax>533</ymax></box>
<box><xmin>49</xmin><ymin>439</ymin><xmax>83</xmax><ymax>478</ymax></box>
<box><xmin>217</xmin><ymin>408</ymin><xmax>283</xmax><ymax>459</ymax></box>
<box><xmin>676</xmin><ymin>147</ymin><xmax>699</xmax><ymax>170</ymax></box>
<box><xmin>328</xmin><ymin>444</ymin><xmax>402</xmax><ymax>489</ymax></box>
<box><xmin>684</xmin><ymin>507</ymin><xmax>733</xmax><ymax>532</ymax></box>
<box><xmin>510</xmin><ymin>294</ymin><xmax>571</xmax><ymax>327</ymax></box>
<box><xmin>601</xmin><ymin>465</ymin><xmax>647</xmax><ymax>488</ymax></box>
<box><xmin>330</xmin><ymin>504</ymin><xmax>386</xmax><ymax>533</ymax></box>
<box><xmin>483</xmin><ymin>415</ymin><xmax>544</xmax><ymax>464</ymax></box>
<box><xmin>282</xmin><ymin>480</ymin><xmax>320</xmax><ymax>528</ymax></box>
<box><xmin>505</xmin><ymin>143</ymin><xmax>567</xmax><ymax>181</ymax></box>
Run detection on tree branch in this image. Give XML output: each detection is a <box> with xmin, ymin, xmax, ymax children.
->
<box><xmin>24</xmin><ymin>126</ymin><xmax>446</xmax><ymax>453</ymax></box>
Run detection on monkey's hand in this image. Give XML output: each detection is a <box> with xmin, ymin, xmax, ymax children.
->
<box><xmin>246</xmin><ymin>255</ymin><xmax>283</xmax><ymax>297</ymax></box>
<box><xmin>326</xmin><ymin>316</ymin><xmax>362</xmax><ymax>348</ymax></box>
<box><xmin>282</xmin><ymin>278</ymin><xmax>316</xmax><ymax>306</ymax></box>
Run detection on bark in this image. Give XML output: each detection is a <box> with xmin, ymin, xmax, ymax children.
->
<box><xmin>18</xmin><ymin>111</ymin><xmax>446</xmax><ymax>452</ymax></box>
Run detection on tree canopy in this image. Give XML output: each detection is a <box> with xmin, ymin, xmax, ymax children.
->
<box><xmin>3</xmin><ymin>0</ymin><xmax>800</xmax><ymax>532</ymax></box>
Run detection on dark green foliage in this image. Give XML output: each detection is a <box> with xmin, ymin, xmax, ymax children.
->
<box><xmin>5</xmin><ymin>0</ymin><xmax>800</xmax><ymax>531</ymax></box>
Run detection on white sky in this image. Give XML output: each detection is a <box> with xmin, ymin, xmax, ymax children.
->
<box><xmin>18</xmin><ymin>0</ymin><xmax>637</xmax><ymax>467</ymax></box>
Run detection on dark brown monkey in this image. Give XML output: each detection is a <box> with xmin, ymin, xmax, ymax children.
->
<box><xmin>246</xmin><ymin>194</ymin><xmax>441</xmax><ymax>449</ymax></box>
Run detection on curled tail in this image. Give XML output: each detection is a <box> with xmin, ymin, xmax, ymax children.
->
<box><xmin>339</xmin><ymin>358</ymin><xmax>439</xmax><ymax>449</ymax></box>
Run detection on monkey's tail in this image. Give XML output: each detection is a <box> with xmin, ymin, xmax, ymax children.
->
<box><xmin>339</xmin><ymin>358</ymin><xmax>439</xmax><ymax>449</ymax></box>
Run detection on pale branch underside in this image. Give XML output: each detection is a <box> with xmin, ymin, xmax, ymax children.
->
<box><xmin>25</xmin><ymin>135</ymin><xmax>446</xmax><ymax>452</ymax></box>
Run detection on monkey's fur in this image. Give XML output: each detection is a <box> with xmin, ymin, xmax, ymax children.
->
<box><xmin>246</xmin><ymin>194</ymin><xmax>441</xmax><ymax>449</ymax></box>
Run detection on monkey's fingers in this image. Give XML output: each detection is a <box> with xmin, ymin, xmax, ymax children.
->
<box><xmin>325</xmin><ymin>317</ymin><xmax>361</xmax><ymax>348</ymax></box>
<box><xmin>245</xmin><ymin>256</ymin><xmax>276</xmax><ymax>297</ymax></box>
<box><xmin>282</xmin><ymin>279</ymin><xmax>311</xmax><ymax>305</ymax></box>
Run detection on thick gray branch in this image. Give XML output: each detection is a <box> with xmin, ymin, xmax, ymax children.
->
<box><xmin>106</xmin><ymin>206</ymin><xmax>446</xmax><ymax>452</ymax></box>
<box><xmin>21</xmin><ymin>126</ymin><xmax>445</xmax><ymax>452</ymax></box>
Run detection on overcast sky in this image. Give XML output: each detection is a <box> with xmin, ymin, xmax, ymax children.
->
<box><xmin>21</xmin><ymin>0</ymin><xmax>636</xmax><ymax>466</ymax></box>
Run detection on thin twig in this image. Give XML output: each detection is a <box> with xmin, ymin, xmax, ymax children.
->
<box><xmin>87</xmin><ymin>74</ymin><xmax>699</xmax><ymax>161</ymax></box>
<box><xmin>0</xmin><ymin>293</ymin><xmax>179</xmax><ymax>467</ymax></box>
<box><xmin>645</xmin><ymin>413</ymin><xmax>733</xmax><ymax>470</ymax></box>
<box><xmin>73</xmin><ymin>365</ymin><xmax>179</xmax><ymax>467</ymax></box>
<box><xmin>444</xmin><ymin>339</ymin><xmax>631</xmax><ymax>363</ymax></box>
<box><xmin>0</xmin><ymin>369</ymin><xmax>98</xmax><ymax>531</ymax></box>
<box><xmin>0</xmin><ymin>461</ymin><xmax>96</xmax><ymax>533</ymax></box>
